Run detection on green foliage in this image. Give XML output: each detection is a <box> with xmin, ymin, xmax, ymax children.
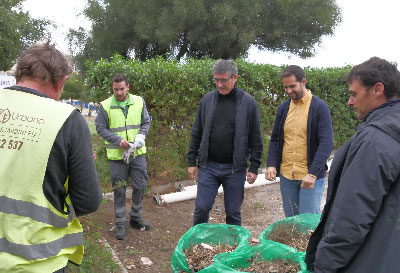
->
<box><xmin>88</xmin><ymin>120</ymin><xmax>111</xmax><ymax>191</ymax></box>
<box><xmin>69</xmin><ymin>0</ymin><xmax>341</xmax><ymax>71</ymax></box>
<box><xmin>63</xmin><ymin>73</ymin><xmax>98</xmax><ymax>115</ymax></box>
<box><xmin>62</xmin><ymin>73</ymin><xmax>85</xmax><ymax>101</ymax></box>
<box><xmin>91</xmin><ymin>133</ymin><xmax>112</xmax><ymax>191</ymax></box>
<box><xmin>0</xmin><ymin>0</ymin><xmax>50</xmax><ymax>71</ymax></box>
<box><xmin>86</xmin><ymin>55</ymin><xmax>214</xmax><ymax>182</ymax></box>
<box><xmin>305</xmin><ymin>66</ymin><xmax>359</xmax><ymax>146</ymax></box>
<box><xmin>256</xmin><ymin>0</ymin><xmax>342</xmax><ymax>57</ymax></box>
<box><xmin>85</xmin><ymin>57</ymin><xmax>357</xmax><ymax>184</ymax></box>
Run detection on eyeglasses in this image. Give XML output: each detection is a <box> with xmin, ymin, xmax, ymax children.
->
<box><xmin>213</xmin><ymin>77</ymin><xmax>231</xmax><ymax>84</ymax></box>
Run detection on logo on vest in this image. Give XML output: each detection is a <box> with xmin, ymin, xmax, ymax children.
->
<box><xmin>0</xmin><ymin>108</ymin><xmax>45</xmax><ymax>125</ymax></box>
<box><xmin>0</xmin><ymin>108</ymin><xmax>11</xmax><ymax>124</ymax></box>
<box><xmin>0</xmin><ymin>108</ymin><xmax>44</xmax><ymax>142</ymax></box>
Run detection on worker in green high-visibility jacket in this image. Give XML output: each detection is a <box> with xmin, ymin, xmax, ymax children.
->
<box><xmin>96</xmin><ymin>73</ymin><xmax>151</xmax><ymax>240</ymax></box>
<box><xmin>0</xmin><ymin>42</ymin><xmax>102</xmax><ymax>273</ymax></box>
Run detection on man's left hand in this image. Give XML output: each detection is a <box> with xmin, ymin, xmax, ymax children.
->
<box><xmin>301</xmin><ymin>174</ymin><xmax>316</xmax><ymax>189</ymax></box>
<box><xmin>133</xmin><ymin>134</ymin><xmax>145</xmax><ymax>149</ymax></box>
<box><xmin>246</xmin><ymin>172</ymin><xmax>257</xmax><ymax>184</ymax></box>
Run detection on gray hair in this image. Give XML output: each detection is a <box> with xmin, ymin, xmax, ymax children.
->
<box><xmin>212</xmin><ymin>59</ymin><xmax>238</xmax><ymax>77</ymax></box>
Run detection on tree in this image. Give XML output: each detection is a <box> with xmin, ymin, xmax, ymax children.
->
<box><xmin>69</xmin><ymin>0</ymin><xmax>341</xmax><ymax>70</ymax></box>
<box><xmin>62</xmin><ymin>73</ymin><xmax>96</xmax><ymax>116</ymax></box>
<box><xmin>255</xmin><ymin>0</ymin><xmax>342</xmax><ymax>57</ymax></box>
<box><xmin>0</xmin><ymin>0</ymin><xmax>50</xmax><ymax>71</ymax></box>
<box><xmin>61</xmin><ymin>73</ymin><xmax>84</xmax><ymax>103</ymax></box>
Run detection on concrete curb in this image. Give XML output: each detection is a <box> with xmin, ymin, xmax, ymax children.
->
<box><xmin>100</xmin><ymin>238</ymin><xmax>129</xmax><ymax>273</ymax></box>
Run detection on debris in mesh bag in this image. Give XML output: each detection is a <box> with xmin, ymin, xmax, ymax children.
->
<box><xmin>267</xmin><ymin>222</ymin><xmax>313</xmax><ymax>251</ymax></box>
<box><xmin>248</xmin><ymin>237</ymin><xmax>260</xmax><ymax>246</ymax></box>
<box><xmin>184</xmin><ymin>242</ymin><xmax>237</xmax><ymax>272</ymax></box>
<box><xmin>238</xmin><ymin>257</ymin><xmax>301</xmax><ymax>273</ymax></box>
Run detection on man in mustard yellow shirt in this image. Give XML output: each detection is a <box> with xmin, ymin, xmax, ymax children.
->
<box><xmin>266</xmin><ymin>65</ymin><xmax>333</xmax><ymax>217</ymax></box>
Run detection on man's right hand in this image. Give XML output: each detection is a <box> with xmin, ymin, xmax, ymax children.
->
<box><xmin>265</xmin><ymin>167</ymin><xmax>277</xmax><ymax>181</ymax></box>
<box><xmin>188</xmin><ymin>167</ymin><xmax>198</xmax><ymax>181</ymax></box>
<box><xmin>120</xmin><ymin>139</ymin><xmax>131</xmax><ymax>149</ymax></box>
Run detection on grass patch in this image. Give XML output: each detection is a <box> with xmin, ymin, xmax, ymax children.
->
<box><xmin>254</xmin><ymin>202</ymin><xmax>263</xmax><ymax>209</ymax></box>
<box><xmin>86</xmin><ymin>117</ymin><xmax>97</xmax><ymax>135</ymax></box>
<box><xmin>127</xmin><ymin>249</ymin><xmax>143</xmax><ymax>255</ymax></box>
<box><xmin>67</xmin><ymin>213</ymin><xmax>119</xmax><ymax>272</ymax></box>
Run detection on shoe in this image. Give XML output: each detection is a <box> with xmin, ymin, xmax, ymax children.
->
<box><xmin>116</xmin><ymin>225</ymin><xmax>126</xmax><ymax>240</ymax></box>
<box><xmin>129</xmin><ymin>219</ymin><xmax>151</xmax><ymax>230</ymax></box>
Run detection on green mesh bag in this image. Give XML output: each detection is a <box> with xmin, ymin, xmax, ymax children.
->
<box><xmin>214</xmin><ymin>240</ymin><xmax>310</xmax><ymax>273</ymax></box>
<box><xmin>259</xmin><ymin>213</ymin><xmax>321</xmax><ymax>252</ymax></box>
<box><xmin>171</xmin><ymin>223</ymin><xmax>252</xmax><ymax>273</ymax></box>
<box><xmin>189</xmin><ymin>263</ymin><xmax>240</xmax><ymax>273</ymax></box>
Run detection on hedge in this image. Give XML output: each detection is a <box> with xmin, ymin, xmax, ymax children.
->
<box><xmin>85</xmin><ymin>55</ymin><xmax>358</xmax><ymax>183</ymax></box>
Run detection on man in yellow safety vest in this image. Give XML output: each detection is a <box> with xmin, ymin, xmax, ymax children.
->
<box><xmin>0</xmin><ymin>42</ymin><xmax>102</xmax><ymax>273</ymax></box>
<box><xmin>96</xmin><ymin>73</ymin><xmax>151</xmax><ymax>240</ymax></box>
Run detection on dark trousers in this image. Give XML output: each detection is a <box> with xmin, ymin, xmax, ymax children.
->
<box><xmin>109</xmin><ymin>155</ymin><xmax>148</xmax><ymax>227</ymax></box>
<box><xmin>193</xmin><ymin>161</ymin><xmax>246</xmax><ymax>226</ymax></box>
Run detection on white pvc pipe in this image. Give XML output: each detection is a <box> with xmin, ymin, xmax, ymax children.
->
<box><xmin>155</xmin><ymin>190</ymin><xmax>197</xmax><ymax>204</ymax></box>
<box><xmin>155</xmin><ymin>174</ymin><xmax>280</xmax><ymax>205</ymax></box>
<box><xmin>244</xmin><ymin>176</ymin><xmax>279</xmax><ymax>189</ymax></box>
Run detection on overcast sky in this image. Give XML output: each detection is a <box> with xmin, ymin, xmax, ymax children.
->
<box><xmin>23</xmin><ymin>0</ymin><xmax>400</xmax><ymax>68</ymax></box>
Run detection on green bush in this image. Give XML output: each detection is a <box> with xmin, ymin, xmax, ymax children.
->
<box><xmin>86</xmin><ymin>55</ymin><xmax>357</xmax><ymax>185</ymax></box>
<box><xmin>90</xmin><ymin>133</ymin><xmax>112</xmax><ymax>191</ymax></box>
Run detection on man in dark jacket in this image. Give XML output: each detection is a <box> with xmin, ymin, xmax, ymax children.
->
<box><xmin>266</xmin><ymin>65</ymin><xmax>333</xmax><ymax>217</ymax></box>
<box><xmin>306</xmin><ymin>57</ymin><xmax>400</xmax><ymax>273</ymax></box>
<box><xmin>187</xmin><ymin>59</ymin><xmax>263</xmax><ymax>226</ymax></box>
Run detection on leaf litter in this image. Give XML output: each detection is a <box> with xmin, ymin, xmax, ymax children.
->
<box><xmin>183</xmin><ymin>242</ymin><xmax>237</xmax><ymax>272</ymax></box>
<box><xmin>267</xmin><ymin>222</ymin><xmax>312</xmax><ymax>252</ymax></box>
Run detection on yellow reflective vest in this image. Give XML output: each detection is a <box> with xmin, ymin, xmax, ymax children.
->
<box><xmin>100</xmin><ymin>94</ymin><xmax>146</xmax><ymax>160</ymax></box>
<box><xmin>0</xmin><ymin>88</ymin><xmax>84</xmax><ymax>273</ymax></box>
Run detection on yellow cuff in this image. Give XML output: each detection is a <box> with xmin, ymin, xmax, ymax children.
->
<box><xmin>307</xmin><ymin>174</ymin><xmax>317</xmax><ymax>179</ymax></box>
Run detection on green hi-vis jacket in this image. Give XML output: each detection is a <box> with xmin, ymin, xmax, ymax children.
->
<box><xmin>100</xmin><ymin>94</ymin><xmax>146</xmax><ymax>160</ymax></box>
<box><xmin>0</xmin><ymin>89</ymin><xmax>83</xmax><ymax>272</ymax></box>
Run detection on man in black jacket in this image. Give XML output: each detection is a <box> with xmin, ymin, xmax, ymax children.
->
<box><xmin>305</xmin><ymin>57</ymin><xmax>400</xmax><ymax>273</ymax></box>
<box><xmin>187</xmin><ymin>59</ymin><xmax>263</xmax><ymax>226</ymax></box>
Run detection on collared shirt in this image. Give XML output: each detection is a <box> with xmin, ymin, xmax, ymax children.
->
<box><xmin>281</xmin><ymin>90</ymin><xmax>312</xmax><ymax>180</ymax></box>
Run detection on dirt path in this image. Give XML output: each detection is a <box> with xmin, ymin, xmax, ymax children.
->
<box><xmin>85</xmin><ymin>181</ymin><xmax>326</xmax><ymax>272</ymax></box>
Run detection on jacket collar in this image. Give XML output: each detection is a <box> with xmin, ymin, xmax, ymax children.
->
<box><xmin>357</xmin><ymin>98</ymin><xmax>400</xmax><ymax>131</ymax></box>
<box><xmin>213</xmin><ymin>86</ymin><xmax>243</xmax><ymax>101</ymax></box>
<box><xmin>111</xmin><ymin>93</ymin><xmax>135</xmax><ymax>106</ymax></box>
<box><xmin>6</xmin><ymin>85</ymin><xmax>50</xmax><ymax>99</ymax></box>
<box><xmin>363</xmin><ymin>98</ymin><xmax>400</xmax><ymax>122</ymax></box>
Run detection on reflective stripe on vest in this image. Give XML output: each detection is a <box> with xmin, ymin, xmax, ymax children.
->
<box><xmin>0</xmin><ymin>232</ymin><xmax>83</xmax><ymax>260</ymax></box>
<box><xmin>0</xmin><ymin>88</ymin><xmax>84</xmax><ymax>272</ymax></box>
<box><xmin>101</xmin><ymin>94</ymin><xmax>146</xmax><ymax>160</ymax></box>
<box><xmin>0</xmin><ymin>196</ymin><xmax>76</xmax><ymax>228</ymax></box>
<box><xmin>111</xmin><ymin>124</ymin><xmax>141</xmax><ymax>133</ymax></box>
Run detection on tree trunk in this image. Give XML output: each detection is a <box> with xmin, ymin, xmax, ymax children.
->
<box><xmin>176</xmin><ymin>32</ymin><xmax>189</xmax><ymax>61</ymax></box>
